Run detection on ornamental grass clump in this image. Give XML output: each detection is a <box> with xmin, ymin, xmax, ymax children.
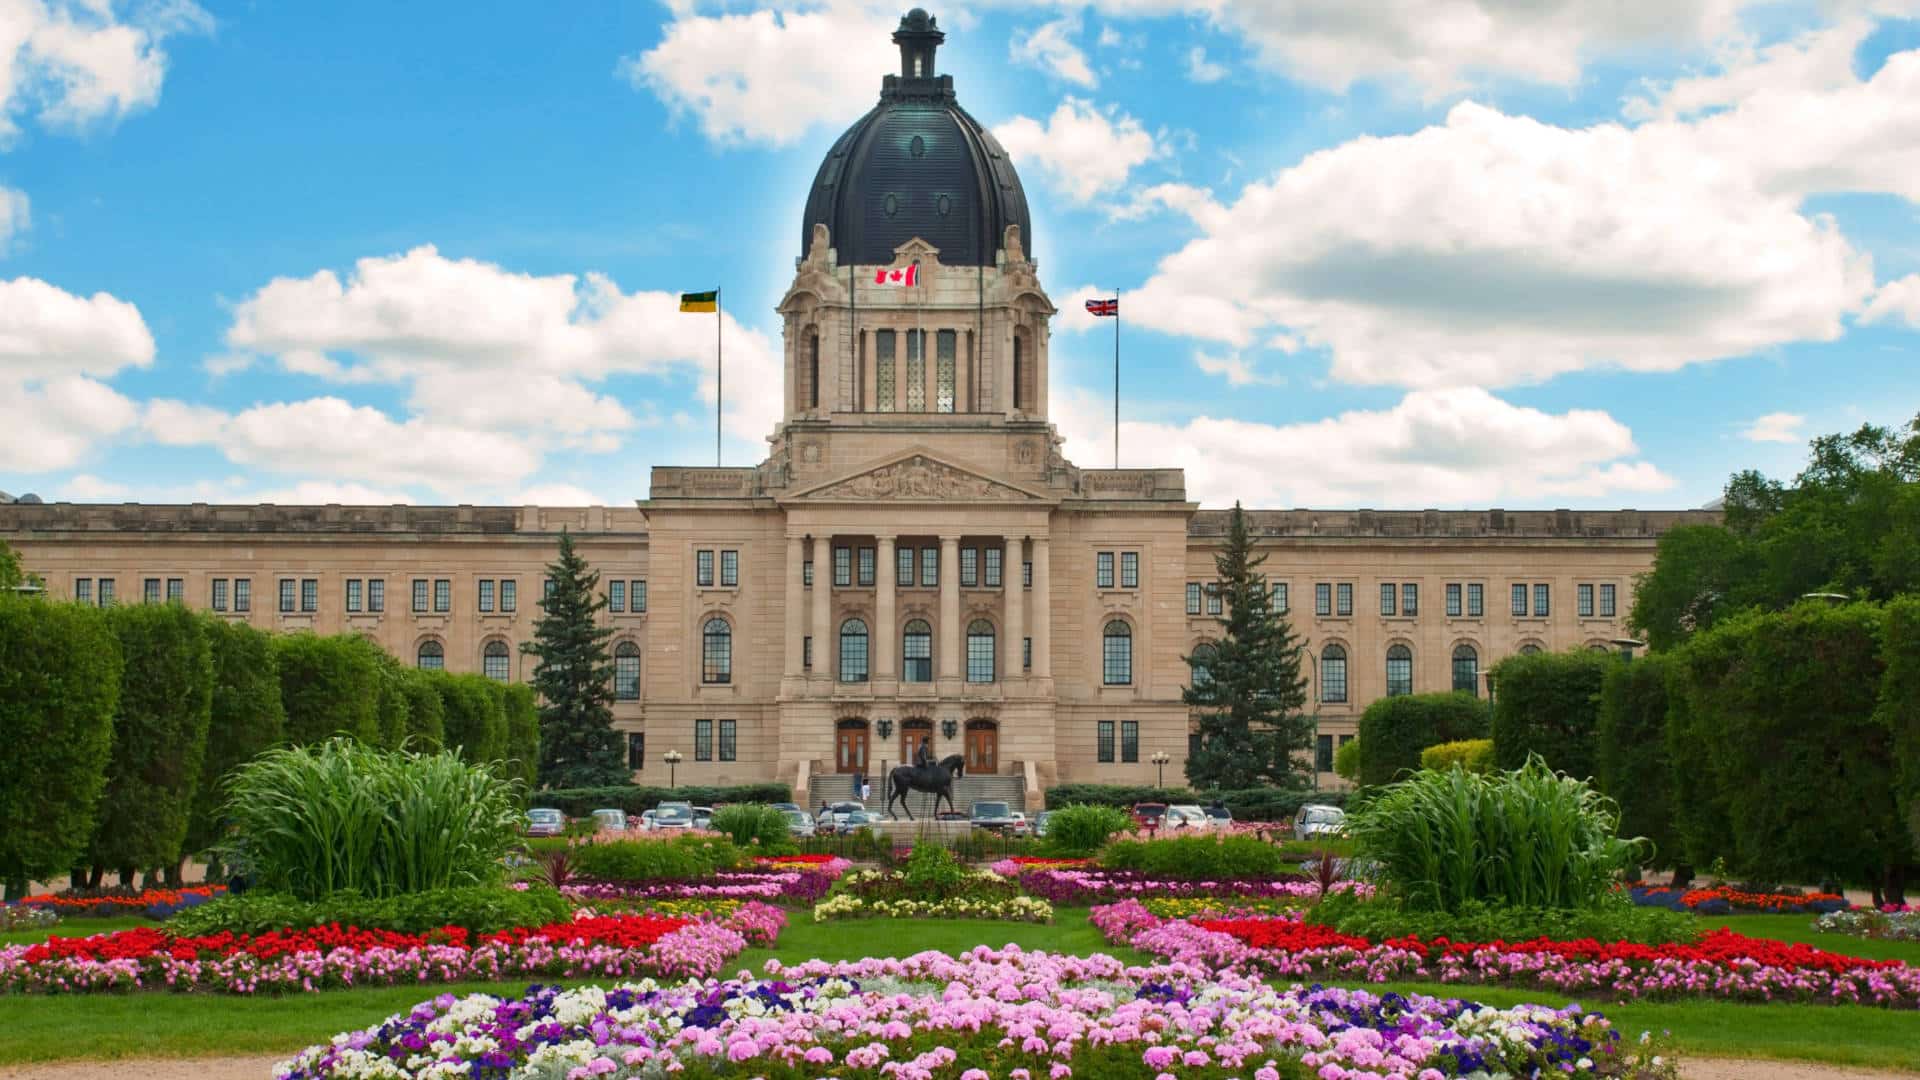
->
<box><xmin>1346</xmin><ymin>755</ymin><xmax>1644</xmax><ymax>911</ymax></box>
<box><xmin>1100</xmin><ymin>833</ymin><xmax>1293</xmax><ymax>880</ymax></box>
<box><xmin>708</xmin><ymin>803</ymin><xmax>795</xmax><ymax>852</ymax></box>
<box><xmin>1040</xmin><ymin>804</ymin><xmax>1134</xmax><ymax>856</ymax></box>
<box><xmin>220</xmin><ymin>737</ymin><xmax>522</xmax><ymax>900</ymax></box>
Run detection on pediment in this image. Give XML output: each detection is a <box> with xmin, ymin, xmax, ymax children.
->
<box><xmin>787</xmin><ymin>450</ymin><xmax>1054</xmax><ymax>504</ymax></box>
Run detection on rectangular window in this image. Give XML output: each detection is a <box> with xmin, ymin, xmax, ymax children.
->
<box><xmin>898</xmin><ymin>546</ymin><xmax>914</xmax><ymax>585</ymax></box>
<box><xmin>479</xmin><ymin>579</ymin><xmax>496</xmax><ymax>613</ymax></box>
<box><xmin>1097</xmin><ymin>720</ymin><xmax>1116</xmax><ymax>763</ymax></box>
<box><xmin>721</xmin><ymin>549</ymin><xmax>739</xmax><ymax>587</ymax></box>
<box><xmin>1023</xmin><ymin>560</ymin><xmax>1033</xmax><ymax>588</ymax></box>
<box><xmin>1121</xmin><ymin>720</ymin><xmax>1139</xmax><ymax>763</ymax></box>
<box><xmin>802</xmin><ymin>636</ymin><xmax>812</xmax><ymax>670</ymax></box>
<box><xmin>697</xmin><ymin>550</ymin><xmax>715</xmax><ymax>587</ymax></box>
<box><xmin>1206</xmin><ymin>582</ymin><xmax>1223</xmax><ymax>616</ymax></box>
<box><xmin>1096</xmin><ymin>551</ymin><xmax>1114</xmax><ymax>588</ymax></box>
<box><xmin>1316</xmin><ymin>734</ymin><xmax>1335</xmax><ymax>773</ymax></box>
<box><xmin>1512</xmin><ymin>583</ymin><xmax>1528</xmax><ymax>616</ymax></box>
<box><xmin>694</xmin><ymin>719</ymin><xmax>713</xmax><ymax>762</ymax></box>
<box><xmin>369</xmin><ymin>579</ymin><xmax>385</xmax><ymax>613</ymax></box>
<box><xmin>1316</xmin><ymin>582</ymin><xmax>1332</xmax><ymax>617</ymax></box>
<box><xmin>1024</xmin><ymin>636</ymin><xmax>1032</xmax><ymax>670</ymax></box>
<box><xmin>985</xmin><ymin>548</ymin><xmax>1003</xmax><ymax>588</ymax></box>
<box><xmin>718</xmin><ymin>719</ymin><xmax>737</xmax><ymax>762</ymax></box>
<box><xmin>921</xmin><ymin>547</ymin><xmax>938</xmax><ymax>587</ymax></box>
<box><xmin>144</xmin><ymin>578</ymin><xmax>161</xmax><ymax>604</ymax></box>
<box><xmin>1402</xmin><ymin>583</ymin><xmax>1418</xmax><ymax>616</ymax></box>
<box><xmin>627</xmin><ymin>733</ymin><xmax>645</xmax><ymax>771</ymax></box>
<box><xmin>1446</xmin><ymin>583</ymin><xmax>1462</xmax><ymax>617</ymax></box>
<box><xmin>1186</xmin><ymin>582</ymin><xmax>1202</xmax><ymax>615</ymax></box>
<box><xmin>627</xmin><ymin>579</ymin><xmax>640</xmax><ymax>612</ymax></box>
<box><xmin>1380</xmin><ymin>583</ymin><xmax>1396</xmax><ymax>616</ymax></box>
<box><xmin>966</xmin><ymin>628</ymin><xmax>994</xmax><ymax>683</ymax></box>
<box><xmin>1120</xmin><ymin>551</ymin><xmax>1138</xmax><ymax>588</ymax></box>
<box><xmin>608</xmin><ymin>580</ymin><xmax>625</xmax><ymax>612</ymax></box>
<box><xmin>97</xmin><ymin>578</ymin><xmax>115</xmax><ymax>606</ymax></box>
<box><xmin>832</xmin><ymin>547</ymin><xmax>850</xmax><ymax>587</ymax></box>
<box><xmin>1599</xmin><ymin>583</ymin><xmax>1616</xmax><ymax>617</ymax></box>
<box><xmin>413</xmin><ymin>579</ymin><xmax>429</xmax><ymax>612</ymax></box>
<box><xmin>1534</xmin><ymin>584</ymin><xmax>1551</xmax><ymax>617</ymax></box>
<box><xmin>1189</xmin><ymin>731</ymin><xmax>1203</xmax><ymax>761</ymax></box>
<box><xmin>1336</xmin><ymin>582</ymin><xmax>1353</xmax><ymax>617</ymax></box>
<box><xmin>75</xmin><ymin>578</ymin><xmax>92</xmax><ymax>605</ymax></box>
<box><xmin>857</xmin><ymin>547</ymin><xmax>874</xmax><ymax>587</ymax></box>
<box><xmin>166</xmin><ymin>578</ymin><xmax>183</xmax><ymax>603</ymax></box>
<box><xmin>906</xmin><ymin>328</ymin><xmax>925</xmax><ymax>411</ymax></box>
<box><xmin>1467</xmin><ymin>583</ymin><xmax>1483</xmax><ymax>617</ymax></box>
<box><xmin>544</xmin><ymin>577</ymin><xmax>555</xmax><ymax>600</ymax></box>
<box><xmin>233</xmin><ymin>579</ymin><xmax>249</xmax><ymax>612</ymax></box>
<box><xmin>433</xmin><ymin>579</ymin><xmax>450</xmax><ymax>613</ymax></box>
<box><xmin>1272</xmin><ymin>582</ymin><xmax>1288</xmax><ymax>614</ymax></box>
<box><xmin>876</xmin><ymin>329</ymin><xmax>896</xmax><ymax>412</ymax></box>
<box><xmin>961</xmin><ymin>547</ymin><xmax>978</xmax><ymax>587</ymax></box>
<box><xmin>302</xmin><ymin>578</ymin><xmax>319</xmax><ymax>613</ymax></box>
<box><xmin>936</xmin><ymin>328</ymin><xmax>957</xmax><ymax>412</ymax></box>
<box><xmin>279</xmin><ymin>579</ymin><xmax>296</xmax><ymax>613</ymax></box>
<box><xmin>347</xmin><ymin>578</ymin><xmax>364</xmax><ymax>612</ymax></box>
<box><xmin>1578</xmin><ymin>583</ymin><xmax>1594</xmax><ymax>618</ymax></box>
<box><xmin>210</xmin><ymin>579</ymin><xmax>227</xmax><ymax>611</ymax></box>
<box><xmin>803</xmin><ymin>560</ymin><xmax>813</xmax><ymax>587</ymax></box>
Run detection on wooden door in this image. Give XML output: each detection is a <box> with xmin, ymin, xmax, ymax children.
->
<box><xmin>835</xmin><ymin>724</ymin><xmax>869</xmax><ymax>773</ymax></box>
<box><xmin>964</xmin><ymin>723</ymin><xmax>997</xmax><ymax>774</ymax></box>
<box><xmin>901</xmin><ymin>724</ymin><xmax>932</xmax><ymax>767</ymax></box>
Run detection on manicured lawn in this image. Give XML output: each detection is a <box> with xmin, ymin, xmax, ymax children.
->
<box><xmin>1696</xmin><ymin>912</ymin><xmax>1920</xmax><ymax>965</ymax></box>
<box><xmin>1</xmin><ymin>914</ymin><xmax>151</xmax><ymax>946</ymax></box>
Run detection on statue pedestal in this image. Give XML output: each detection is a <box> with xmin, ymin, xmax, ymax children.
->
<box><xmin>866</xmin><ymin>818</ymin><xmax>977</xmax><ymax>844</ymax></box>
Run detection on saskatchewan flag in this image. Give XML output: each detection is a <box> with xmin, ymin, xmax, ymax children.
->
<box><xmin>679</xmin><ymin>290</ymin><xmax>718</xmax><ymax>313</ymax></box>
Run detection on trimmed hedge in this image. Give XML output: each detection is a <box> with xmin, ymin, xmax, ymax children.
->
<box><xmin>167</xmin><ymin>885</ymin><xmax>571</xmax><ymax>936</ymax></box>
<box><xmin>277</xmin><ymin>633</ymin><xmax>382</xmax><ymax>746</ymax></box>
<box><xmin>1490</xmin><ymin>649</ymin><xmax>1611</xmax><ymax>780</ymax></box>
<box><xmin>570</xmin><ymin>835</ymin><xmax>745</xmax><ymax>881</ymax></box>
<box><xmin>531</xmin><ymin>783</ymin><xmax>791</xmax><ymax>816</ymax></box>
<box><xmin>1041</xmin><ymin>804</ymin><xmax>1134</xmax><ymax>856</ymax></box>
<box><xmin>185</xmin><ymin>618</ymin><xmax>285</xmax><ymax>859</ymax></box>
<box><xmin>1357</xmin><ymin>692</ymin><xmax>1489</xmax><ymax>786</ymax></box>
<box><xmin>1883</xmin><ymin>596</ymin><xmax>1920</xmax><ymax>856</ymax></box>
<box><xmin>436</xmin><ymin>671</ymin><xmax>508</xmax><ymax>766</ymax></box>
<box><xmin>1041</xmin><ymin>783</ymin><xmax>1347</xmax><ymax>821</ymax></box>
<box><xmin>371</xmin><ymin>653</ymin><xmax>412</xmax><ymax>750</ymax></box>
<box><xmin>1419</xmin><ymin>739</ymin><xmax>1494</xmax><ymax>774</ymax></box>
<box><xmin>0</xmin><ymin>598</ymin><xmax>123</xmax><ymax>898</ymax></box>
<box><xmin>709</xmin><ymin>804</ymin><xmax>794</xmax><ymax>851</ymax></box>
<box><xmin>1596</xmin><ymin>653</ymin><xmax>1680</xmax><ymax>870</ymax></box>
<box><xmin>1100</xmin><ymin>834</ymin><xmax>1297</xmax><ymax>879</ymax></box>
<box><xmin>399</xmin><ymin>667</ymin><xmax>446</xmax><ymax>751</ymax></box>
<box><xmin>501</xmin><ymin>683</ymin><xmax>541</xmax><ymax>790</ymax></box>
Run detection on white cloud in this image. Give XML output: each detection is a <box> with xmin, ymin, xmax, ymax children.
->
<box><xmin>1194</xmin><ymin>351</ymin><xmax>1282</xmax><ymax>386</ymax></box>
<box><xmin>512</xmin><ymin>483</ymin><xmax>618</xmax><ymax>507</ymax></box>
<box><xmin>1056</xmin><ymin>385</ymin><xmax>1675</xmax><ymax>508</ymax></box>
<box><xmin>991</xmin><ymin>98</ymin><xmax>1161</xmax><ymax>204</ymax></box>
<box><xmin>619</xmin><ymin>0</ymin><xmax>895</xmax><ymax>146</ymax></box>
<box><xmin>0</xmin><ymin>374</ymin><xmax>140</xmax><ymax>471</ymax></box>
<box><xmin>1739</xmin><ymin>412</ymin><xmax>1805</xmax><ymax>443</ymax></box>
<box><xmin>1185</xmin><ymin>46</ymin><xmax>1227</xmax><ymax>83</ymax></box>
<box><xmin>0</xmin><ymin>274</ymin><xmax>153</xmax><ymax>472</ymax></box>
<box><xmin>0</xmin><ymin>185</ymin><xmax>25</xmax><ymax>249</ymax></box>
<box><xmin>1862</xmin><ymin>274</ymin><xmax>1920</xmax><ymax>328</ymax></box>
<box><xmin>1011</xmin><ymin>15</ymin><xmax>1097</xmax><ymax>88</ymax></box>
<box><xmin>61</xmin><ymin>472</ymin><xmax>129</xmax><ymax>499</ymax></box>
<box><xmin>1096</xmin><ymin>25</ymin><xmax>1123</xmax><ymax>48</ymax></box>
<box><xmin>0</xmin><ymin>0</ymin><xmax>210</xmax><ymax>142</ymax></box>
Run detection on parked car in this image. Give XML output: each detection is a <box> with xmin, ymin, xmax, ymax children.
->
<box><xmin>524</xmin><ymin>808</ymin><xmax>566</xmax><ymax>838</ymax></box>
<box><xmin>1203</xmin><ymin>803</ymin><xmax>1234</xmax><ymax>828</ymax></box>
<box><xmin>1009</xmin><ymin>811</ymin><xmax>1030</xmax><ymax>837</ymax></box>
<box><xmin>771</xmin><ymin>802</ymin><xmax>802</xmax><ymax>814</ymax></box>
<box><xmin>1293</xmin><ymin>804</ymin><xmax>1347</xmax><ymax>839</ymax></box>
<box><xmin>970</xmin><ymin>800</ymin><xmax>1018</xmax><ymax>832</ymax></box>
<box><xmin>651</xmin><ymin>802</ymin><xmax>696</xmax><ymax>831</ymax></box>
<box><xmin>839</xmin><ymin>810</ymin><xmax>879</xmax><ymax>832</ymax></box>
<box><xmin>1165</xmin><ymin>804</ymin><xmax>1211</xmax><ymax>830</ymax></box>
<box><xmin>817</xmin><ymin>801</ymin><xmax>866</xmax><ymax>834</ymax></box>
<box><xmin>691</xmin><ymin>806</ymin><xmax>716</xmax><ymax>830</ymax></box>
<box><xmin>589</xmin><ymin>808</ymin><xmax>629</xmax><ymax>833</ymax></box>
<box><xmin>1131</xmin><ymin>802</ymin><xmax>1169</xmax><ymax>831</ymax></box>
<box><xmin>782</xmin><ymin>809</ymin><xmax>816</xmax><ymax>839</ymax></box>
<box><xmin>1032</xmin><ymin>810</ymin><xmax>1053</xmax><ymax>838</ymax></box>
<box><xmin>640</xmin><ymin>809</ymin><xmax>658</xmax><ymax>830</ymax></box>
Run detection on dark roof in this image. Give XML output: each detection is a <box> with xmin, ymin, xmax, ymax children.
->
<box><xmin>801</xmin><ymin>9</ymin><xmax>1031</xmax><ymax>268</ymax></box>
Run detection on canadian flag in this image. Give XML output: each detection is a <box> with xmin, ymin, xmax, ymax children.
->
<box><xmin>874</xmin><ymin>264</ymin><xmax>919</xmax><ymax>287</ymax></box>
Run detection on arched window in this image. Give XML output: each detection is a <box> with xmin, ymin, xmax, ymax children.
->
<box><xmin>614</xmin><ymin>641</ymin><xmax>641</xmax><ymax>700</ymax></box>
<box><xmin>702</xmin><ymin>618</ymin><xmax>731</xmax><ymax>684</ymax></box>
<box><xmin>1385</xmin><ymin>644</ymin><xmax>1412</xmax><ymax>696</ymax></box>
<box><xmin>807</xmin><ymin>330</ymin><xmax>820</xmax><ymax>409</ymax></box>
<box><xmin>902</xmin><ymin>619</ymin><xmax>932</xmax><ymax>682</ymax></box>
<box><xmin>1189</xmin><ymin>642</ymin><xmax>1217</xmax><ymax>690</ymax></box>
<box><xmin>966</xmin><ymin>619</ymin><xmax>996</xmax><ymax>682</ymax></box>
<box><xmin>1452</xmin><ymin>644</ymin><xmax>1479</xmax><ymax>695</ymax></box>
<box><xmin>417</xmin><ymin>639</ymin><xmax>444</xmax><ymax>671</ymax></box>
<box><xmin>1102</xmin><ymin>620</ymin><xmax>1132</xmax><ymax>685</ymax></box>
<box><xmin>1012</xmin><ymin>335</ymin><xmax>1024</xmax><ymax>410</ymax></box>
<box><xmin>1519</xmin><ymin>643</ymin><xmax>1543</xmax><ymax>656</ymax></box>
<box><xmin>839</xmin><ymin>618</ymin><xmax>869</xmax><ymax>682</ymax></box>
<box><xmin>1320</xmin><ymin>643</ymin><xmax>1347</xmax><ymax>703</ymax></box>
<box><xmin>483</xmin><ymin>640</ymin><xmax>511</xmax><ymax>682</ymax></box>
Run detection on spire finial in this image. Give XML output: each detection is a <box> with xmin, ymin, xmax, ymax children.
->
<box><xmin>893</xmin><ymin>8</ymin><xmax>943</xmax><ymax>79</ymax></box>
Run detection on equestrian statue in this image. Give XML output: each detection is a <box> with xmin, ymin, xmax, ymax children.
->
<box><xmin>886</xmin><ymin>742</ymin><xmax>966</xmax><ymax>820</ymax></box>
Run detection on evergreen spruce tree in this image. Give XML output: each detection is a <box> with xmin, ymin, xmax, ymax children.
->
<box><xmin>523</xmin><ymin>531</ymin><xmax>626</xmax><ymax>788</ymax></box>
<box><xmin>1183</xmin><ymin>502</ymin><xmax>1312</xmax><ymax>789</ymax></box>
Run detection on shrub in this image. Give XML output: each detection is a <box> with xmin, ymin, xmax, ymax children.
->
<box><xmin>371</xmin><ymin>653</ymin><xmax>412</xmax><ymax>750</ymax></box>
<box><xmin>185</xmin><ymin>618</ymin><xmax>286</xmax><ymax>860</ymax></box>
<box><xmin>501</xmin><ymin>683</ymin><xmax>541</xmax><ymax>791</ymax></box>
<box><xmin>167</xmin><ymin>885</ymin><xmax>571</xmax><ymax>936</ymax></box>
<box><xmin>1596</xmin><ymin>654</ymin><xmax>1680</xmax><ymax>871</ymax></box>
<box><xmin>0</xmin><ymin>598</ymin><xmax>122</xmax><ymax>899</ymax></box>
<box><xmin>222</xmin><ymin>738</ymin><xmax>522</xmax><ymax>899</ymax></box>
<box><xmin>1333</xmin><ymin>737</ymin><xmax>1362</xmax><ymax>782</ymax></box>
<box><xmin>399</xmin><ymin>668</ymin><xmax>446</xmax><ymax>751</ymax></box>
<box><xmin>902</xmin><ymin>842</ymin><xmax>971</xmax><ymax>898</ymax></box>
<box><xmin>709</xmin><ymin>804</ymin><xmax>795</xmax><ymax>851</ymax></box>
<box><xmin>1358</xmin><ymin>692</ymin><xmax>1489</xmax><ymax>787</ymax></box>
<box><xmin>1881</xmin><ymin>596</ymin><xmax>1920</xmax><ymax>857</ymax></box>
<box><xmin>531</xmin><ymin>783</ymin><xmax>792</xmax><ymax>816</ymax></box>
<box><xmin>569</xmin><ymin>834</ymin><xmax>744</xmax><ymax>881</ymax></box>
<box><xmin>1346</xmin><ymin>756</ymin><xmax>1644</xmax><ymax>912</ymax></box>
<box><xmin>276</xmin><ymin>633</ymin><xmax>381</xmax><ymax>745</ymax></box>
<box><xmin>436</xmin><ymin>672</ymin><xmax>508</xmax><ymax>765</ymax></box>
<box><xmin>88</xmin><ymin>603</ymin><xmax>215</xmax><ymax>878</ymax></box>
<box><xmin>1419</xmin><ymin>739</ymin><xmax>1494</xmax><ymax>774</ymax></box>
<box><xmin>1490</xmin><ymin>649</ymin><xmax>1612</xmax><ymax>780</ymax></box>
<box><xmin>1307</xmin><ymin>889</ymin><xmax>1696</xmax><ymax>946</ymax></box>
<box><xmin>1042</xmin><ymin>805</ymin><xmax>1134</xmax><ymax>857</ymax></box>
<box><xmin>1100</xmin><ymin>834</ymin><xmax>1293</xmax><ymax>879</ymax></box>
<box><xmin>1040</xmin><ymin>783</ymin><xmax>1345</xmax><ymax>822</ymax></box>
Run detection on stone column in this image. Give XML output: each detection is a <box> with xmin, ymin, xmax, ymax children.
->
<box><xmin>812</xmin><ymin>534</ymin><xmax>833</xmax><ymax>682</ymax></box>
<box><xmin>938</xmin><ymin>535</ymin><xmax>961</xmax><ymax>681</ymax></box>
<box><xmin>784</xmin><ymin>535</ymin><xmax>806</xmax><ymax>678</ymax></box>
<box><xmin>1031</xmin><ymin>536</ymin><xmax>1052</xmax><ymax>679</ymax></box>
<box><xmin>1003</xmin><ymin>535</ymin><xmax>1023</xmax><ymax>684</ymax></box>
<box><xmin>875</xmin><ymin>535</ymin><xmax>896</xmax><ymax>681</ymax></box>
<box><xmin>862</xmin><ymin>329</ymin><xmax>877</xmax><ymax>412</ymax></box>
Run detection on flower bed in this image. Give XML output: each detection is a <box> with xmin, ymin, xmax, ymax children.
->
<box><xmin>1627</xmin><ymin>883</ymin><xmax>1849</xmax><ymax>915</ymax></box>
<box><xmin>13</xmin><ymin>885</ymin><xmax>225</xmax><ymax>920</ymax></box>
<box><xmin>813</xmin><ymin>892</ymin><xmax>1054</xmax><ymax>922</ymax></box>
<box><xmin>274</xmin><ymin>946</ymin><xmax>1674</xmax><ymax>1079</ymax></box>
<box><xmin>1091</xmin><ymin>901</ymin><xmax>1920</xmax><ymax>1008</ymax></box>
<box><xmin>0</xmin><ymin>905</ymin><xmax>60</xmax><ymax>933</ymax></box>
<box><xmin>1815</xmin><ymin>909</ymin><xmax>1920</xmax><ymax>943</ymax></box>
<box><xmin>1018</xmin><ymin>867</ymin><xmax>1362</xmax><ymax>906</ymax></box>
<box><xmin>562</xmin><ymin>864</ymin><xmax>844</xmax><ymax>906</ymax></box>
<box><xmin>0</xmin><ymin>904</ymin><xmax>778</xmax><ymax>994</ymax></box>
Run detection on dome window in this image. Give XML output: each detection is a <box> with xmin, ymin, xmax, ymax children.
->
<box><xmin>910</xmin><ymin>135</ymin><xmax>926</xmax><ymax>158</ymax></box>
<box><xmin>936</xmin><ymin>193</ymin><xmax>952</xmax><ymax>217</ymax></box>
<box><xmin>884</xmin><ymin>192</ymin><xmax>900</xmax><ymax>217</ymax></box>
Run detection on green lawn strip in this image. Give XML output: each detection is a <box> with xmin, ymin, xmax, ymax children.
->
<box><xmin>1</xmin><ymin>915</ymin><xmax>154</xmax><ymax>946</ymax></box>
<box><xmin>1696</xmin><ymin>912</ymin><xmax>1920</xmax><ymax>965</ymax></box>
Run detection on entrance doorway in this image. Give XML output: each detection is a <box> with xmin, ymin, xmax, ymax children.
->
<box><xmin>835</xmin><ymin>719</ymin><xmax>869</xmax><ymax>774</ymax></box>
<box><xmin>964</xmin><ymin>719</ymin><xmax>998</xmax><ymax>774</ymax></box>
<box><xmin>901</xmin><ymin>719</ymin><xmax>932</xmax><ymax>767</ymax></box>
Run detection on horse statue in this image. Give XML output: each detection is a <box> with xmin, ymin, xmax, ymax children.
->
<box><xmin>886</xmin><ymin>753</ymin><xmax>967</xmax><ymax>820</ymax></box>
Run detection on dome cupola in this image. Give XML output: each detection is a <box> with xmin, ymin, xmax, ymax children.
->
<box><xmin>800</xmin><ymin>9</ymin><xmax>1032</xmax><ymax>268</ymax></box>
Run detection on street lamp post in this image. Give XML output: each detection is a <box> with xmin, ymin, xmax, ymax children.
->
<box><xmin>663</xmin><ymin>749</ymin><xmax>682</xmax><ymax>789</ymax></box>
<box><xmin>1802</xmin><ymin>592</ymin><xmax>1849</xmax><ymax>606</ymax></box>
<box><xmin>1609</xmin><ymin>637</ymin><xmax>1646</xmax><ymax>662</ymax></box>
<box><xmin>1297</xmin><ymin>643</ymin><xmax>1321</xmax><ymax>791</ymax></box>
<box><xmin>1150</xmin><ymin>750</ymin><xmax>1170</xmax><ymax>789</ymax></box>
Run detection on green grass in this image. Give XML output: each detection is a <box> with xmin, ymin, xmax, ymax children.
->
<box><xmin>1</xmin><ymin>914</ymin><xmax>151</xmax><ymax>946</ymax></box>
<box><xmin>1697</xmin><ymin>912</ymin><xmax>1920</xmax><ymax>965</ymax></box>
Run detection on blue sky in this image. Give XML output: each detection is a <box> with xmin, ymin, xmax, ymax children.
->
<box><xmin>2</xmin><ymin>0</ymin><xmax>1918</xmax><ymax>509</ymax></box>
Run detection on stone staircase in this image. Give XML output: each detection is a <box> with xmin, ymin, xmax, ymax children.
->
<box><xmin>808</xmin><ymin>771</ymin><xmax>1026</xmax><ymax>819</ymax></box>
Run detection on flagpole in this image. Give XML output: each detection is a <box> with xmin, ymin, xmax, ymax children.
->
<box><xmin>716</xmin><ymin>286</ymin><xmax>723</xmax><ymax>467</ymax></box>
<box><xmin>1113</xmin><ymin>286</ymin><xmax>1121</xmax><ymax>469</ymax></box>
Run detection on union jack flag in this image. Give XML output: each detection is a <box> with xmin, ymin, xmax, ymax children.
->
<box><xmin>1085</xmin><ymin>297</ymin><xmax>1119</xmax><ymax>317</ymax></box>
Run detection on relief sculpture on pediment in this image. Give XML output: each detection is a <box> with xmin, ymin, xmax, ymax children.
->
<box><xmin>817</xmin><ymin>455</ymin><xmax>1010</xmax><ymax>500</ymax></box>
